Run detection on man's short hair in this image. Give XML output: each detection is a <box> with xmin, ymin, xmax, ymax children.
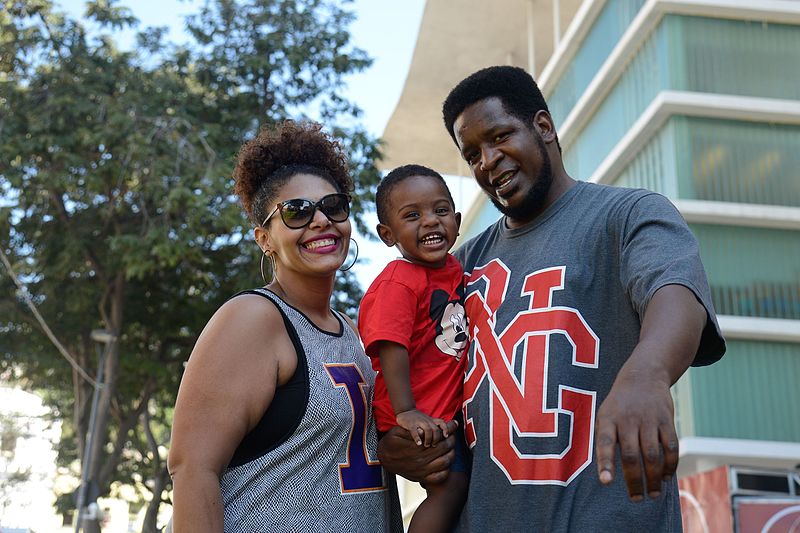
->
<box><xmin>375</xmin><ymin>164</ymin><xmax>453</xmax><ymax>225</ymax></box>
<box><xmin>442</xmin><ymin>65</ymin><xmax>551</xmax><ymax>144</ymax></box>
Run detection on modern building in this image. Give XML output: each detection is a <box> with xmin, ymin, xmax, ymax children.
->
<box><xmin>381</xmin><ymin>0</ymin><xmax>800</xmax><ymax>527</ymax></box>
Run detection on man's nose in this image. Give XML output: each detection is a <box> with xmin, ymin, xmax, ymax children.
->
<box><xmin>479</xmin><ymin>145</ymin><xmax>501</xmax><ymax>172</ymax></box>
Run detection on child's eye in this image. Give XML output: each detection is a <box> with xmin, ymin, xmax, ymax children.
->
<box><xmin>435</xmin><ymin>207</ymin><xmax>451</xmax><ymax>215</ymax></box>
<box><xmin>403</xmin><ymin>211</ymin><xmax>419</xmax><ymax>219</ymax></box>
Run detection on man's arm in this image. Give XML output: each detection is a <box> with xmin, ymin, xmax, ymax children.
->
<box><xmin>595</xmin><ymin>284</ymin><xmax>706</xmax><ymax>500</ymax></box>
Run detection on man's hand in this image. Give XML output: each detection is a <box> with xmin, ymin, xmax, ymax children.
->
<box><xmin>377</xmin><ymin>419</ymin><xmax>457</xmax><ymax>484</ymax></box>
<box><xmin>595</xmin><ymin>284</ymin><xmax>706</xmax><ymax>501</ymax></box>
<box><xmin>395</xmin><ymin>409</ymin><xmax>450</xmax><ymax>447</ymax></box>
<box><xmin>595</xmin><ymin>370</ymin><xmax>678</xmax><ymax>501</ymax></box>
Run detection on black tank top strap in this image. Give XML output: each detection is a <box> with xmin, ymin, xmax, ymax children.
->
<box><xmin>226</xmin><ymin>289</ymin><xmax>310</xmax><ymax>468</ymax></box>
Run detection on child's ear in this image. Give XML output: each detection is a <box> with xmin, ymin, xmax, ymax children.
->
<box><xmin>377</xmin><ymin>223</ymin><xmax>396</xmax><ymax>247</ymax></box>
<box><xmin>455</xmin><ymin>212</ymin><xmax>462</xmax><ymax>234</ymax></box>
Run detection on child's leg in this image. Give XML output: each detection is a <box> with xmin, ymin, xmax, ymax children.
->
<box><xmin>408</xmin><ymin>471</ymin><xmax>469</xmax><ymax>533</ymax></box>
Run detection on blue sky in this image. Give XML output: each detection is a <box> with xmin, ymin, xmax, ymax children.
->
<box><xmin>55</xmin><ymin>0</ymin><xmax>431</xmax><ymax>286</ymax></box>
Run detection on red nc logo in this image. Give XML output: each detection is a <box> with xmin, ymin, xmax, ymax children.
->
<box><xmin>462</xmin><ymin>261</ymin><xmax>599</xmax><ymax>485</ymax></box>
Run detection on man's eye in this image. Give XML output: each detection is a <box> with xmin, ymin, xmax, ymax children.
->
<box><xmin>493</xmin><ymin>132</ymin><xmax>508</xmax><ymax>143</ymax></box>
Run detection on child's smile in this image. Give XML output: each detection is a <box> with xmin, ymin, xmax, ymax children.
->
<box><xmin>377</xmin><ymin>175</ymin><xmax>461</xmax><ymax>269</ymax></box>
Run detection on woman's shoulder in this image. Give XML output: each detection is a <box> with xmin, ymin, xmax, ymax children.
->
<box><xmin>340</xmin><ymin>313</ymin><xmax>359</xmax><ymax>338</ymax></box>
<box><xmin>194</xmin><ymin>292</ymin><xmax>288</xmax><ymax>359</ymax></box>
<box><xmin>216</xmin><ymin>291</ymin><xmax>284</xmax><ymax>328</ymax></box>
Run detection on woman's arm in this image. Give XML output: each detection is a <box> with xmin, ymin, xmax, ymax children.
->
<box><xmin>168</xmin><ymin>295</ymin><xmax>291</xmax><ymax>532</ymax></box>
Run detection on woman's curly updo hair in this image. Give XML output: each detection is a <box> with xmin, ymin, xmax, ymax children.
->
<box><xmin>233</xmin><ymin>120</ymin><xmax>353</xmax><ymax>226</ymax></box>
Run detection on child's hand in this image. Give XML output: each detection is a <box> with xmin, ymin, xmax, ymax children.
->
<box><xmin>395</xmin><ymin>409</ymin><xmax>449</xmax><ymax>447</ymax></box>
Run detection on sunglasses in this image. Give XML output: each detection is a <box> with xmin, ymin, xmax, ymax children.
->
<box><xmin>262</xmin><ymin>192</ymin><xmax>351</xmax><ymax>229</ymax></box>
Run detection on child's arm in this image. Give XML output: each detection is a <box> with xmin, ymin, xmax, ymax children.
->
<box><xmin>377</xmin><ymin>340</ymin><xmax>450</xmax><ymax>447</ymax></box>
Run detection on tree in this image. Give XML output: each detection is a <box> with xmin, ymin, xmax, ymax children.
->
<box><xmin>0</xmin><ymin>0</ymin><xmax>380</xmax><ymax>530</ymax></box>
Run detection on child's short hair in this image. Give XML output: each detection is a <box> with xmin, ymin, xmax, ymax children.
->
<box><xmin>442</xmin><ymin>65</ymin><xmax>551</xmax><ymax>145</ymax></box>
<box><xmin>376</xmin><ymin>164</ymin><xmax>454</xmax><ymax>225</ymax></box>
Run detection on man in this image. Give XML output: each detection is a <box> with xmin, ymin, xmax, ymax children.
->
<box><xmin>377</xmin><ymin>66</ymin><xmax>725</xmax><ymax>531</ymax></box>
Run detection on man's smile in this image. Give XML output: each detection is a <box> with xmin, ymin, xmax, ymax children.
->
<box><xmin>491</xmin><ymin>168</ymin><xmax>517</xmax><ymax>196</ymax></box>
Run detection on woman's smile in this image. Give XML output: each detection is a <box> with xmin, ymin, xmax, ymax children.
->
<box><xmin>301</xmin><ymin>233</ymin><xmax>340</xmax><ymax>253</ymax></box>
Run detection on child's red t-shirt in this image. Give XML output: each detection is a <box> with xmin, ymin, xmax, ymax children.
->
<box><xmin>358</xmin><ymin>254</ymin><xmax>468</xmax><ymax>432</ymax></box>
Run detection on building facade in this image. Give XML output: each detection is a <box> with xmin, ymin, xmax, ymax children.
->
<box><xmin>500</xmin><ymin>0</ymin><xmax>800</xmax><ymax>478</ymax></box>
<box><xmin>381</xmin><ymin>0</ymin><xmax>800</xmax><ymax>526</ymax></box>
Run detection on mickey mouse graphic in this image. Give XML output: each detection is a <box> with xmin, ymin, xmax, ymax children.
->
<box><xmin>430</xmin><ymin>286</ymin><xmax>468</xmax><ymax>360</ymax></box>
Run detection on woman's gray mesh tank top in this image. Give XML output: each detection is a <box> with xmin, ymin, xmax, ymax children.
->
<box><xmin>219</xmin><ymin>289</ymin><xmax>402</xmax><ymax>532</ymax></box>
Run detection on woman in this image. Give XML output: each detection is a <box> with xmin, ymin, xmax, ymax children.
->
<box><xmin>168</xmin><ymin>121</ymin><xmax>402</xmax><ymax>532</ymax></box>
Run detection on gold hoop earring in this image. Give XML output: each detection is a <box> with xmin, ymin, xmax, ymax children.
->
<box><xmin>260</xmin><ymin>251</ymin><xmax>276</xmax><ymax>285</ymax></box>
<box><xmin>339</xmin><ymin>238</ymin><xmax>359</xmax><ymax>272</ymax></box>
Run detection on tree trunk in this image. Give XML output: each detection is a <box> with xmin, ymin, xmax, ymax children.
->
<box><xmin>84</xmin><ymin>517</ymin><xmax>102</xmax><ymax>533</ymax></box>
<box><xmin>85</xmin><ymin>273</ymin><xmax>125</xmax><ymax>502</ymax></box>
<box><xmin>141</xmin><ymin>466</ymin><xmax>170</xmax><ymax>533</ymax></box>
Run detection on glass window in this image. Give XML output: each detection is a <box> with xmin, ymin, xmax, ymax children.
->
<box><xmin>681</xmin><ymin>340</ymin><xmax>800</xmax><ymax>442</ymax></box>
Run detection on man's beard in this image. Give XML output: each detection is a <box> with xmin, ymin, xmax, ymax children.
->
<box><xmin>489</xmin><ymin>135</ymin><xmax>553</xmax><ymax>222</ymax></box>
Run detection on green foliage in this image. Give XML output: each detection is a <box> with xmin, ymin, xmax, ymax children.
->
<box><xmin>0</xmin><ymin>0</ymin><xmax>379</xmax><ymax>526</ymax></box>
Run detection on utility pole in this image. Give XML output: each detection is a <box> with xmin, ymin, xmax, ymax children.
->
<box><xmin>74</xmin><ymin>329</ymin><xmax>115</xmax><ymax>533</ymax></box>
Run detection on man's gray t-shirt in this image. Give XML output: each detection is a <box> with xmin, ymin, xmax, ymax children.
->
<box><xmin>454</xmin><ymin>181</ymin><xmax>725</xmax><ymax>532</ymax></box>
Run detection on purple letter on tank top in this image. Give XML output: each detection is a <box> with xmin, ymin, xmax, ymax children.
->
<box><xmin>325</xmin><ymin>364</ymin><xmax>385</xmax><ymax>493</ymax></box>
